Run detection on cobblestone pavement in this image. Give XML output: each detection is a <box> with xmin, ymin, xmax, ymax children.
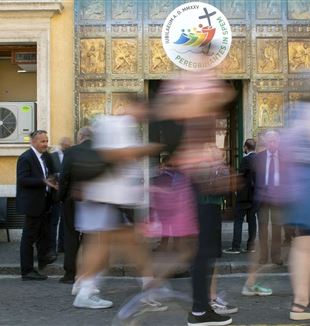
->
<box><xmin>0</xmin><ymin>274</ymin><xmax>306</xmax><ymax>326</ymax></box>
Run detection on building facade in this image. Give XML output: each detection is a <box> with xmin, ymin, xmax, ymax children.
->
<box><xmin>0</xmin><ymin>0</ymin><xmax>73</xmax><ymax>197</ymax></box>
<box><xmin>0</xmin><ymin>0</ymin><xmax>310</xmax><ymax>197</ymax></box>
<box><xmin>74</xmin><ymin>0</ymin><xmax>310</xmax><ymax>164</ymax></box>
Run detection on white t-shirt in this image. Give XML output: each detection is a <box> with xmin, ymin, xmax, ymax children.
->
<box><xmin>82</xmin><ymin>114</ymin><xmax>144</xmax><ymax>205</ymax></box>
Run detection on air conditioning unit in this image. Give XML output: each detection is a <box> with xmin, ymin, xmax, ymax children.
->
<box><xmin>0</xmin><ymin>102</ymin><xmax>36</xmax><ymax>143</ymax></box>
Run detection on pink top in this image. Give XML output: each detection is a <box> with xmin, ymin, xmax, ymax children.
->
<box><xmin>148</xmin><ymin>170</ymin><xmax>198</xmax><ymax>237</ymax></box>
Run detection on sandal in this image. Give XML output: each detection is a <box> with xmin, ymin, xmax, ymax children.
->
<box><xmin>290</xmin><ymin>303</ymin><xmax>310</xmax><ymax>321</ymax></box>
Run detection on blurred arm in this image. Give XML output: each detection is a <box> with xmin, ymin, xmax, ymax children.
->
<box><xmin>98</xmin><ymin>143</ymin><xmax>163</xmax><ymax>162</ymax></box>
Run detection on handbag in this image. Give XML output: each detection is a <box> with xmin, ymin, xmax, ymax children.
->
<box><xmin>195</xmin><ymin>162</ymin><xmax>235</xmax><ymax>195</ymax></box>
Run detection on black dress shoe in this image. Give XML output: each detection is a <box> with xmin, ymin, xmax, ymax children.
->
<box><xmin>45</xmin><ymin>253</ymin><xmax>57</xmax><ymax>262</ymax></box>
<box><xmin>38</xmin><ymin>256</ymin><xmax>57</xmax><ymax>270</ymax></box>
<box><xmin>59</xmin><ymin>275</ymin><xmax>75</xmax><ymax>284</ymax></box>
<box><xmin>22</xmin><ymin>270</ymin><xmax>48</xmax><ymax>281</ymax></box>
<box><xmin>272</xmin><ymin>259</ymin><xmax>283</xmax><ymax>265</ymax></box>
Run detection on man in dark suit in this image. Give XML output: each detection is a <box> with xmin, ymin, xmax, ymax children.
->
<box><xmin>49</xmin><ymin>137</ymin><xmax>72</xmax><ymax>256</ymax></box>
<box><xmin>58</xmin><ymin>128</ymin><xmax>91</xmax><ymax>283</ymax></box>
<box><xmin>224</xmin><ymin>139</ymin><xmax>257</xmax><ymax>254</ymax></box>
<box><xmin>17</xmin><ymin>130</ymin><xmax>57</xmax><ymax>280</ymax></box>
<box><xmin>255</xmin><ymin>130</ymin><xmax>283</xmax><ymax>265</ymax></box>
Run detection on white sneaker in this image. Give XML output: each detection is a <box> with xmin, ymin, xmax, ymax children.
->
<box><xmin>73</xmin><ymin>292</ymin><xmax>113</xmax><ymax>309</ymax></box>
<box><xmin>71</xmin><ymin>281</ymin><xmax>100</xmax><ymax>296</ymax></box>
<box><xmin>210</xmin><ymin>297</ymin><xmax>238</xmax><ymax>315</ymax></box>
<box><xmin>71</xmin><ymin>282</ymin><xmax>80</xmax><ymax>296</ymax></box>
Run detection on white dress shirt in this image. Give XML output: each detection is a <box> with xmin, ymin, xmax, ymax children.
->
<box><xmin>265</xmin><ymin>150</ymin><xmax>280</xmax><ymax>186</ymax></box>
<box><xmin>244</xmin><ymin>150</ymin><xmax>255</xmax><ymax>157</ymax></box>
<box><xmin>31</xmin><ymin>146</ymin><xmax>47</xmax><ymax>178</ymax></box>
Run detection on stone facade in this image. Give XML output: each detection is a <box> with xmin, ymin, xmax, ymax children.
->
<box><xmin>74</xmin><ymin>0</ymin><xmax>310</xmax><ymax>140</ymax></box>
<box><xmin>0</xmin><ymin>1</ymin><xmax>68</xmax><ymax>196</ymax></box>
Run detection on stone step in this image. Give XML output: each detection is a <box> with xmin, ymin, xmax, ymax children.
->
<box><xmin>0</xmin><ymin>260</ymin><xmax>288</xmax><ymax>276</ymax></box>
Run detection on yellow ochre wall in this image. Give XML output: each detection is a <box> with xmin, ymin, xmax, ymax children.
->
<box><xmin>0</xmin><ymin>157</ymin><xmax>17</xmax><ymax>184</ymax></box>
<box><xmin>50</xmin><ymin>0</ymin><xmax>74</xmax><ymax>147</ymax></box>
<box><xmin>0</xmin><ymin>0</ymin><xmax>74</xmax><ymax>186</ymax></box>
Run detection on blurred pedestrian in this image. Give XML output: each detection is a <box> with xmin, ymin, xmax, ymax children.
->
<box><xmin>152</xmin><ymin>72</ymin><xmax>235</xmax><ymax>326</ymax></box>
<box><xmin>196</xmin><ymin>144</ymin><xmax>238</xmax><ymax>316</ymax></box>
<box><xmin>279</xmin><ymin>99</ymin><xmax>310</xmax><ymax>321</ymax></box>
<box><xmin>72</xmin><ymin>98</ymin><xmax>162</xmax><ymax>309</ymax></box>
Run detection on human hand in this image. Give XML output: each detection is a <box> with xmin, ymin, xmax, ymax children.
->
<box><xmin>44</xmin><ymin>177</ymin><xmax>59</xmax><ymax>190</ymax></box>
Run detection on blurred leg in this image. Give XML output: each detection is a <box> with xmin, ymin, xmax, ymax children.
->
<box><xmin>270</xmin><ymin>206</ymin><xmax>282</xmax><ymax>262</ymax></box>
<box><xmin>289</xmin><ymin>236</ymin><xmax>310</xmax><ymax>309</ymax></box>
<box><xmin>209</xmin><ymin>264</ymin><xmax>217</xmax><ymax>301</ymax></box>
<box><xmin>258</xmin><ymin>204</ymin><xmax>269</xmax><ymax>263</ymax></box>
<box><xmin>192</xmin><ymin>202</ymin><xmax>217</xmax><ymax>312</ymax></box>
<box><xmin>57</xmin><ymin>203</ymin><xmax>65</xmax><ymax>252</ymax></box>
<box><xmin>245</xmin><ymin>245</ymin><xmax>260</xmax><ymax>287</ymax></box>
<box><xmin>153</xmin><ymin>235</ymin><xmax>197</xmax><ymax>282</ymax></box>
<box><xmin>74</xmin><ymin>232</ymin><xmax>113</xmax><ymax>309</ymax></box>
<box><xmin>247</xmin><ymin>207</ymin><xmax>257</xmax><ymax>251</ymax></box>
<box><xmin>50</xmin><ymin>203</ymin><xmax>60</xmax><ymax>254</ymax></box>
<box><xmin>158</xmin><ymin>237</ymin><xmax>169</xmax><ymax>251</ymax></box>
<box><xmin>77</xmin><ymin>232</ymin><xmax>109</xmax><ymax>280</ymax></box>
<box><xmin>271</xmin><ymin>224</ymin><xmax>282</xmax><ymax>262</ymax></box>
<box><xmin>192</xmin><ymin>254</ymin><xmax>215</xmax><ymax>311</ymax></box>
<box><xmin>111</xmin><ymin>226</ymin><xmax>154</xmax><ymax>281</ymax></box>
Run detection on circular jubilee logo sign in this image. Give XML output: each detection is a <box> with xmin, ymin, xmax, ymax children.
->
<box><xmin>162</xmin><ymin>2</ymin><xmax>232</xmax><ymax>71</ymax></box>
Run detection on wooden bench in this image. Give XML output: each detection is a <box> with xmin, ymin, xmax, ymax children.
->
<box><xmin>0</xmin><ymin>197</ymin><xmax>25</xmax><ymax>242</ymax></box>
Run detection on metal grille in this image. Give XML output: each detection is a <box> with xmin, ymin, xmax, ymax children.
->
<box><xmin>1</xmin><ymin>198</ymin><xmax>25</xmax><ymax>229</ymax></box>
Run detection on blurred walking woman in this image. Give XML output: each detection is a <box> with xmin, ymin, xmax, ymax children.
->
<box><xmin>281</xmin><ymin>98</ymin><xmax>310</xmax><ymax>321</ymax></box>
<box><xmin>72</xmin><ymin>99</ymin><xmax>161</xmax><ymax>309</ymax></box>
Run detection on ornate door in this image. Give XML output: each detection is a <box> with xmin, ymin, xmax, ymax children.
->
<box><xmin>74</xmin><ymin>0</ymin><xmax>310</xmax><ymax>140</ymax></box>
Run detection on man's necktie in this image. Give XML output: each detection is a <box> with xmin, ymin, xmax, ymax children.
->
<box><xmin>41</xmin><ymin>155</ymin><xmax>51</xmax><ymax>193</ymax></box>
<box><xmin>268</xmin><ymin>154</ymin><xmax>275</xmax><ymax>186</ymax></box>
<box><xmin>41</xmin><ymin>155</ymin><xmax>48</xmax><ymax>178</ymax></box>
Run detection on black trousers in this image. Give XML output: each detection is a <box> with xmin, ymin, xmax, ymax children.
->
<box><xmin>63</xmin><ymin>198</ymin><xmax>80</xmax><ymax>278</ymax></box>
<box><xmin>192</xmin><ymin>203</ymin><xmax>220</xmax><ymax>312</ymax></box>
<box><xmin>20</xmin><ymin>212</ymin><xmax>51</xmax><ymax>275</ymax></box>
<box><xmin>232</xmin><ymin>204</ymin><xmax>257</xmax><ymax>250</ymax></box>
